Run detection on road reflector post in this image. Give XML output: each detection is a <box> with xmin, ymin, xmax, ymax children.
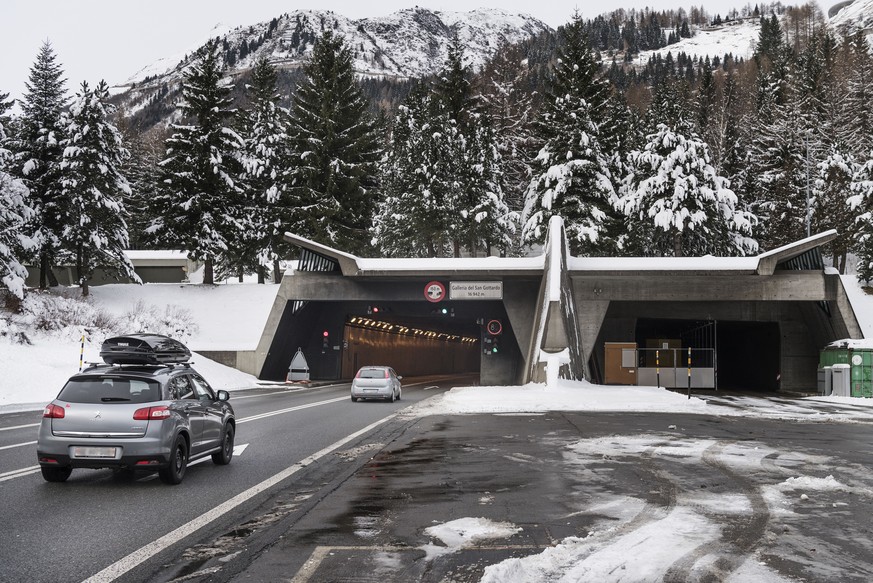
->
<box><xmin>687</xmin><ymin>347</ymin><xmax>692</xmax><ymax>399</ymax></box>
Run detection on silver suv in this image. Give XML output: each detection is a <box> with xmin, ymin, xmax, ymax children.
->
<box><xmin>37</xmin><ymin>362</ymin><xmax>235</xmax><ymax>485</ymax></box>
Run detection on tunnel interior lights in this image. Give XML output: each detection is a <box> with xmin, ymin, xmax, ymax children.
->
<box><xmin>347</xmin><ymin>316</ymin><xmax>477</xmax><ymax>343</ymax></box>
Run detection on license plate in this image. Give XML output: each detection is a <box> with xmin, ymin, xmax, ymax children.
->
<box><xmin>72</xmin><ymin>446</ymin><xmax>117</xmax><ymax>458</ymax></box>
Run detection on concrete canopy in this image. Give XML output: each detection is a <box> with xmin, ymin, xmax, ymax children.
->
<box><xmin>242</xmin><ymin>222</ymin><xmax>861</xmax><ymax>393</ymax></box>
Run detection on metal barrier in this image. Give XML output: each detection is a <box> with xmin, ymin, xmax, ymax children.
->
<box><xmin>635</xmin><ymin>348</ymin><xmax>716</xmax><ymax>389</ymax></box>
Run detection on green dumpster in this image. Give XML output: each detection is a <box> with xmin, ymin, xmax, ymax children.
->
<box><xmin>820</xmin><ymin>340</ymin><xmax>873</xmax><ymax>398</ymax></box>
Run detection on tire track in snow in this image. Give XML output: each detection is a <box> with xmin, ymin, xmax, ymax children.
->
<box><xmin>663</xmin><ymin>440</ymin><xmax>770</xmax><ymax>582</ymax></box>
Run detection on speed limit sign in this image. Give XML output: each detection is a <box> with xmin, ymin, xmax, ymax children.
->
<box><xmin>486</xmin><ymin>319</ymin><xmax>502</xmax><ymax>335</ymax></box>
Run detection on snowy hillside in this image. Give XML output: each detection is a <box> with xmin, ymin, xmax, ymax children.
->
<box><xmin>631</xmin><ymin>18</ymin><xmax>760</xmax><ymax>67</ymax></box>
<box><xmin>116</xmin><ymin>8</ymin><xmax>549</xmax><ymax>103</ymax></box>
<box><xmin>829</xmin><ymin>0</ymin><xmax>873</xmax><ymax>31</ymax></box>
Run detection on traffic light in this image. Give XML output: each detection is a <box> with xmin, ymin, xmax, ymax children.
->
<box><xmin>491</xmin><ymin>335</ymin><xmax>500</xmax><ymax>354</ymax></box>
<box><xmin>322</xmin><ymin>330</ymin><xmax>329</xmax><ymax>352</ymax></box>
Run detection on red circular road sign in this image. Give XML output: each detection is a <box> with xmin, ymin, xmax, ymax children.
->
<box><xmin>424</xmin><ymin>281</ymin><xmax>446</xmax><ymax>303</ymax></box>
<box><xmin>486</xmin><ymin>319</ymin><xmax>503</xmax><ymax>335</ymax></box>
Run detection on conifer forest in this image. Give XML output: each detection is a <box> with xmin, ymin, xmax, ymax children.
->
<box><xmin>2</xmin><ymin>2</ymin><xmax>873</xmax><ymax>298</ymax></box>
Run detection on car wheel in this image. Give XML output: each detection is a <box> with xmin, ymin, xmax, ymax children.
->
<box><xmin>212</xmin><ymin>424</ymin><xmax>234</xmax><ymax>465</ymax></box>
<box><xmin>41</xmin><ymin>466</ymin><xmax>72</xmax><ymax>483</ymax></box>
<box><xmin>397</xmin><ymin>387</ymin><xmax>401</xmax><ymax>401</ymax></box>
<box><xmin>351</xmin><ymin>396</ymin><xmax>357</xmax><ymax>402</ymax></box>
<box><xmin>388</xmin><ymin>390</ymin><xmax>396</xmax><ymax>403</ymax></box>
<box><xmin>159</xmin><ymin>435</ymin><xmax>188</xmax><ymax>485</ymax></box>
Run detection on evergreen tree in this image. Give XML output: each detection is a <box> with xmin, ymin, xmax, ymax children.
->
<box><xmin>476</xmin><ymin>41</ymin><xmax>535</xmax><ymax>221</ymax></box>
<box><xmin>373</xmin><ymin>87</ymin><xmax>454</xmax><ymax>257</ymax></box>
<box><xmin>841</xmin><ymin>31</ymin><xmax>873</xmax><ymax>160</ymax></box>
<box><xmin>121</xmin><ymin>124</ymin><xmax>164</xmax><ymax>250</ymax></box>
<box><xmin>13</xmin><ymin>41</ymin><xmax>68</xmax><ymax>288</ymax></box>
<box><xmin>850</xmin><ymin>156</ymin><xmax>873</xmax><ymax>283</ymax></box>
<box><xmin>434</xmin><ymin>35</ymin><xmax>476</xmax><ymax>124</ymax></box>
<box><xmin>150</xmin><ymin>39</ymin><xmax>244</xmax><ymax>285</ymax></box>
<box><xmin>451</xmin><ymin>112</ymin><xmax>517</xmax><ymax>256</ymax></box>
<box><xmin>620</xmin><ymin>122</ymin><xmax>757</xmax><ymax>257</ymax></box>
<box><xmin>239</xmin><ymin>56</ymin><xmax>291</xmax><ymax>283</ymax></box>
<box><xmin>57</xmin><ymin>81</ymin><xmax>138</xmax><ymax>296</ymax></box>
<box><xmin>522</xmin><ymin>15</ymin><xmax>621</xmax><ymax>255</ymax></box>
<box><xmin>427</xmin><ymin>37</ymin><xmax>516</xmax><ymax>256</ymax></box>
<box><xmin>288</xmin><ymin>30</ymin><xmax>381</xmax><ymax>254</ymax></box>
<box><xmin>0</xmin><ymin>92</ymin><xmax>35</xmax><ymax>298</ymax></box>
<box><xmin>813</xmin><ymin>147</ymin><xmax>856</xmax><ymax>273</ymax></box>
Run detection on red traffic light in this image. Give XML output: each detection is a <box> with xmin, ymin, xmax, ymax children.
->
<box><xmin>322</xmin><ymin>330</ymin><xmax>329</xmax><ymax>337</ymax></box>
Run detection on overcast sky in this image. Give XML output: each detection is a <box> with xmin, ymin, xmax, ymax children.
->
<box><xmin>4</xmin><ymin>0</ymin><xmax>813</xmax><ymax>105</ymax></box>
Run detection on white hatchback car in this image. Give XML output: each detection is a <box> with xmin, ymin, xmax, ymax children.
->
<box><xmin>351</xmin><ymin>366</ymin><xmax>402</xmax><ymax>402</ymax></box>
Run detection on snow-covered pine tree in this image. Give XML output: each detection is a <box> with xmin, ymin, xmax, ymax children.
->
<box><xmin>747</xmin><ymin>67</ymin><xmax>811</xmax><ymax>249</ymax></box>
<box><xmin>288</xmin><ymin>30</ymin><xmax>381</xmax><ymax>255</ymax></box>
<box><xmin>57</xmin><ymin>81</ymin><xmax>139</xmax><ymax>296</ymax></box>
<box><xmin>522</xmin><ymin>15</ymin><xmax>621</xmax><ymax>256</ymax></box>
<box><xmin>476</xmin><ymin>41</ymin><xmax>535</xmax><ymax>251</ymax></box>
<box><xmin>430</xmin><ymin>37</ymin><xmax>515</xmax><ymax>257</ymax></box>
<box><xmin>849</xmin><ymin>156</ymin><xmax>873</xmax><ymax>283</ymax></box>
<box><xmin>151</xmin><ymin>38</ymin><xmax>244</xmax><ymax>285</ymax></box>
<box><xmin>841</xmin><ymin>31</ymin><xmax>873</xmax><ymax>161</ymax></box>
<box><xmin>0</xmin><ymin>92</ymin><xmax>36</xmax><ymax>299</ymax></box>
<box><xmin>373</xmin><ymin>86</ymin><xmax>454</xmax><ymax>257</ymax></box>
<box><xmin>453</xmin><ymin>112</ymin><xmax>517</xmax><ymax>256</ymax></box>
<box><xmin>121</xmin><ymin>124</ymin><xmax>164</xmax><ymax>251</ymax></box>
<box><xmin>813</xmin><ymin>147</ymin><xmax>856</xmax><ymax>273</ymax></box>
<box><xmin>13</xmin><ymin>41</ymin><xmax>68</xmax><ymax>289</ymax></box>
<box><xmin>621</xmin><ymin>85</ymin><xmax>757</xmax><ymax>258</ymax></box>
<box><xmin>238</xmin><ymin>56</ymin><xmax>291</xmax><ymax>283</ymax></box>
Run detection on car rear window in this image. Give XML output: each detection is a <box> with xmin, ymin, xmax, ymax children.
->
<box><xmin>358</xmin><ymin>368</ymin><xmax>387</xmax><ymax>379</ymax></box>
<box><xmin>57</xmin><ymin>377</ymin><xmax>162</xmax><ymax>404</ymax></box>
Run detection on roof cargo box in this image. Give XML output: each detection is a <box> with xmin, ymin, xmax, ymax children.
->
<box><xmin>100</xmin><ymin>334</ymin><xmax>191</xmax><ymax>365</ymax></box>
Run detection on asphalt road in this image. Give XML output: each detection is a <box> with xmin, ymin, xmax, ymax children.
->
<box><xmin>4</xmin><ymin>386</ymin><xmax>873</xmax><ymax>583</ymax></box>
<box><xmin>0</xmin><ymin>374</ymin><xmax>467</xmax><ymax>583</ymax></box>
<box><xmin>155</xmin><ymin>409</ymin><xmax>873</xmax><ymax>583</ymax></box>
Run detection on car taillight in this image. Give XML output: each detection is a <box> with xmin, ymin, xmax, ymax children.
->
<box><xmin>133</xmin><ymin>406</ymin><xmax>170</xmax><ymax>420</ymax></box>
<box><xmin>355</xmin><ymin>370</ymin><xmax>362</xmax><ymax>378</ymax></box>
<box><xmin>43</xmin><ymin>404</ymin><xmax>65</xmax><ymax>419</ymax></box>
<box><xmin>384</xmin><ymin>370</ymin><xmax>390</xmax><ymax>379</ymax></box>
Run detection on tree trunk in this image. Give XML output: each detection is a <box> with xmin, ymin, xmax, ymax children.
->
<box><xmin>673</xmin><ymin>232</ymin><xmax>684</xmax><ymax>258</ymax></box>
<box><xmin>238</xmin><ymin>268</ymin><xmax>244</xmax><ymax>283</ymax></box>
<box><xmin>273</xmin><ymin>259</ymin><xmax>282</xmax><ymax>283</ymax></box>
<box><xmin>453</xmin><ymin>240</ymin><xmax>461</xmax><ymax>258</ymax></box>
<box><xmin>257</xmin><ymin>266</ymin><xmax>265</xmax><ymax>284</ymax></box>
<box><xmin>204</xmin><ymin>258</ymin><xmax>214</xmax><ymax>285</ymax></box>
<box><xmin>39</xmin><ymin>254</ymin><xmax>49</xmax><ymax>290</ymax></box>
<box><xmin>839</xmin><ymin>252</ymin><xmax>847</xmax><ymax>275</ymax></box>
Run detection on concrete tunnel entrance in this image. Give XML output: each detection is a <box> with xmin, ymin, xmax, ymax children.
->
<box><xmin>260</xmin><ymin>298</ymin><xmax>521</xmax><ymax>382</ymax></box>
<box><xmin>633</xmin><ymin>318</ymin><xmax>781</xmax><ymax>392</ymax></box>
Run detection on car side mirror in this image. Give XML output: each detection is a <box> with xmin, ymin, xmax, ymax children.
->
<box><xmin>397</xmin><ymin>376</ymin><xmax>403</xmax><ymax>380</ymax></box>
<box><xmin>217</xmin><ymin>390</ymin><xmax>230</xmax><ymax>402</ymax></box>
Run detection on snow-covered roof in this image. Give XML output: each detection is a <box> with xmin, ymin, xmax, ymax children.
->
<box><xmin>284</xmin><ymin>229</ymin><xmax>839</xmax><ymax>279</ymax></box>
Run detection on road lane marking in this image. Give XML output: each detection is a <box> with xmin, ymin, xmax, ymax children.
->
<box><xmin>0</xmin><ymin>465</ymin><xmax>40</xmax><ymax>482</ymax></box>
<box><xmin>0</xmin><ymin>422</ymin><xmax>40</xmax><ymax>432</ymax></box>
<box><xmin>0</xmin><ymin>440</ymin><xmax>36</xmax><ymax>451</ymax></box>
<box><xmin>231</xmin><ymin>384</ymin><xmax>345</xmax><ymax>400</ymax></box>
<box><xmin>81</xmin><ymin>414</ymin><xmax>396</xmax><ymax>583</ymax></box>
<box><xmin>237</xmin><ymin>396</ymin><xmax>349</xmax><ymax>423</ymax></box>
<box><xmin>188</xmin><ymin>444</ymin><xmax>249</xmax><ymax>468</ymax></box>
